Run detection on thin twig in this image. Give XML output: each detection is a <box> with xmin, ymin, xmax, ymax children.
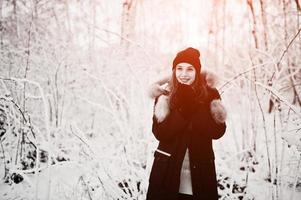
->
<box><xmin>79</xmin><ymin>176</ymin><xmax>93</xmax><ymax>200</ymax></box>
<box><xmin>254</xmin><ymin>82</ymin><xmax>301</xmax><ymax>117</ymax></box>
<box><xmin>0</xmin><ymin>97</ymin><xmax>36</xmax><ymax>141</ymax></box>
<box><xmin>0</xmin><ymin>76</ymin><xmax>52</xmax><ymax>200</ymax></box>
<box><xmin>219</xmin><ymin>62</ymin><xmax>273</xmax><ymax>91</ymax></box>
<box><xmin>0</xmin><ymin>139</ymin><xmax>7</xmax><ymax>178</ymax></box>
<box><xmin>277</xmin><ymin>27</ymin><xmax>301</xmax><ymax>67</ymax></box>
<box><xmin>83</xmin><ymin>20</ymin><xmax>165</xmax><ymax>69</ymax></box>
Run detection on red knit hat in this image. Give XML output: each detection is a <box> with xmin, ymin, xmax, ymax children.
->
<box><xmin>172</xmin><ymin>47</ymin><xmax>201</xmax><ymax>72</ymax></box>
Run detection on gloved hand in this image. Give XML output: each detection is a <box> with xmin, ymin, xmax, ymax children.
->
<box><xmin>174</xmin><ymin>83</ymin><xmax>198</xmax><ymax>119</ymax></box>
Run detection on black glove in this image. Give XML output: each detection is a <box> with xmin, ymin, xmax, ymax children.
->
<box><xmin>175</xmin><ymin>83</ymin><xmax>198</xmax><ymax>119</ymax></box>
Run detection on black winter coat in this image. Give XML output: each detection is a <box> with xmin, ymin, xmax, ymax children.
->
<box><xmin>146</xmin><ymin>85</ymin><xmax>227</xmax><ymax>200</ymax></box>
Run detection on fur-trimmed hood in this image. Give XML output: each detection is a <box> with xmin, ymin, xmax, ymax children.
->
<box><xmin>148</xmin><ymin>70</ymin><xmax>227</xmax><ymax>123</ymax></box>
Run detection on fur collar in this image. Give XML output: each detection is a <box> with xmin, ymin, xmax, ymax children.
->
<box><xmin>148</xmin><ymin>70</ymin><xmax>219</xmax><ymax>99</ymax></box>
<box><xmin>148</xmin><ymin>70</ymin><xmax>222</xmax><ymax>123</ymax></box>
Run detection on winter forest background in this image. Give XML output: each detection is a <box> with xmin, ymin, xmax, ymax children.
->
<box><xmin>0</xmin><ymin>0</ymin><xmax>300</xmax><ymax>199</ymax></box>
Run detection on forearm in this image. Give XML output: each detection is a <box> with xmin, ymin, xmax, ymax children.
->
<box><xmin>208</xmin><ymin>99</ymin><xmax>227</xmax><ymax>139</ymax></box>
<box><xmin>152</xmin><ymin>110</ymin><xmax>188</xmax><ymax>141</ymax></box>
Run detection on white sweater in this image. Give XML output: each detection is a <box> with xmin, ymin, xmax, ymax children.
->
<box><xmin>179</xmin><ymin>148</ymin><xmax>193</xmax><ymax>195</ymax></box>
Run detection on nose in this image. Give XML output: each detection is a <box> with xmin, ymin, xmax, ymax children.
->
<box><xmin>180</xmin><ymin>70</ymin><xmax>188</xmax><ymax>77</ymax></box>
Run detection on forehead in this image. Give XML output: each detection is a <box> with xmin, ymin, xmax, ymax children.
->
<box><xmin>176</xmin><ymin>63</ymin><xmax>194</xmax><ymax>68</ymax></box>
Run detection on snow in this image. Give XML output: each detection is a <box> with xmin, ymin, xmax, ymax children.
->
<box><xmin>0</xmin><ymin>0</ymin><xmax>301</xmax><ymax>199</ymax></box>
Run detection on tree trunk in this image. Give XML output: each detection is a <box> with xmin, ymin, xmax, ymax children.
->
<box><xmin>12</xmin><ymin>0</ymin><xmax>19</xmax><ymax>43</ymax></box>
<box><xmin>0</xmin><ymin>0</ymin><xmax>3</xmax><ymax>47</ymax></box>
<box><xmin>259</xmin><ymin>0</ymin><xmax>269</xmax><ymax>51</ymax></box>
<box><xmin>282</xmin><ymin>0</ymin><xmax>301</xmax><ymax>106</ymax></box>
<box><xmin>294</xmin><ymin>0</ymin><xmax>301</xmax><ymax>11</ymax></box>
<box><xmin>121</xmin><ymin>0</ymin><xmax>137</xmax><ymax>52</ymax></box>
<box><xmin>247</xmin><ymin>0</ymin><xmax>259</xmax><ymax>49</ymax></box>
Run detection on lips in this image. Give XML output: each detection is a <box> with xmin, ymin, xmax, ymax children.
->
<box><xmin>180</xmin><ymin>79</ymin><xmax>190</xmax><ymax>83</ymax></box>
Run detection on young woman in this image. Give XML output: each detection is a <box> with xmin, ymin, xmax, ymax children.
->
<box><xmin>146</xmin><ymin>47</ymin><xmax>227</xmax><ymax>200</ymax></box>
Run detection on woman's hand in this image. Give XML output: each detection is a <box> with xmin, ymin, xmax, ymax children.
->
<box><xmin>175</xmin><ymin>83</ymin><xmax>198</xmax><ymax>119</ymax></box>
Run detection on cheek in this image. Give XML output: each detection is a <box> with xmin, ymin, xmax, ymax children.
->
<box><xmin>175</xmin><ymin>71</ymin><xmax>181</xmax><ymax>80</ymax></box>
<box><xmin>189</xmin><ymin>71</ymin><xmax>196</xmax><ymax>80</ymax></box>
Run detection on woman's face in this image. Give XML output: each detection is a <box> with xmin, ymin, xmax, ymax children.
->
<box><xmin>175</xmin><ymin>63</ymin><xmax>196</xmax><ymax>85</ymax></box>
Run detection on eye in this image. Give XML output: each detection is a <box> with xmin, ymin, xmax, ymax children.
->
<box><xmin>176</xmin><ymin>66</ymin><xmax>182</xmax><ymax>70</ymax></box>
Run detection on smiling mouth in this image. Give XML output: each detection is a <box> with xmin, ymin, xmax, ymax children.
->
<box><xmin>180</xmin><ymin>79</ymin><xmax>190</xmax><ymax>83</ymax></box>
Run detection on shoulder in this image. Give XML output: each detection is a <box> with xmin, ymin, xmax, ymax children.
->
<box><xmin>206</xmin><ymin>86</ymin><xmax>221</xmax><ymax>101</ymax></box>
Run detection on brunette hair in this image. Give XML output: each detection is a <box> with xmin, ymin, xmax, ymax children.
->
<box><xmin>168</xmin><ymin>69</ymin><xmax>208</xmax><ymax>109</ymax></box>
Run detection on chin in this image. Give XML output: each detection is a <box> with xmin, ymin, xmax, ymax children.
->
<box><xmin>184</xmin><ymin>81</ymin><xmax>193</xmax><ymax>85</ymax></box>
<box><xmin>179</xmin><ymin>81</ymin><xmax>191</xmax><ymax>85</ymax></box>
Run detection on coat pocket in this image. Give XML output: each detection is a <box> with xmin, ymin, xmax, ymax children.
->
<box><xmin>148</xmin><ymin>150</ymin><xmax>171</xmax><ymax>188</ymax></box>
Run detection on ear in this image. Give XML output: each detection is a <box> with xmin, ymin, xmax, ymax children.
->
<box><xmin>210</xmin><ymin>99</ymin><xmax>227</xmax><ymax>124</ymax></box>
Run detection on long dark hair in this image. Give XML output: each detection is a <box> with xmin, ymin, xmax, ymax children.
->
<box><xmin>168</xmin><ymin>69</ymin><xmax>208</xmax><ymax>109</ymax></box>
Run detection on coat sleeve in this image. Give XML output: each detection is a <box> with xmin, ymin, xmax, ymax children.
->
<box><xmin>207</xmin><ymin>88</ymin><xmax>227</xmax><ymax>140</ymax></box>
<box><xmin>152</xmin><ymin>98</ymin><xmax>188</xmax><ymax>141</ymax></box>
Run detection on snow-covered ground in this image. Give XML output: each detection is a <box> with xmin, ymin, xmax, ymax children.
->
<box><xmin>0</xmin><ymin>0</ymin><xmax>301</xmax><ymax>199</ymax></box>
